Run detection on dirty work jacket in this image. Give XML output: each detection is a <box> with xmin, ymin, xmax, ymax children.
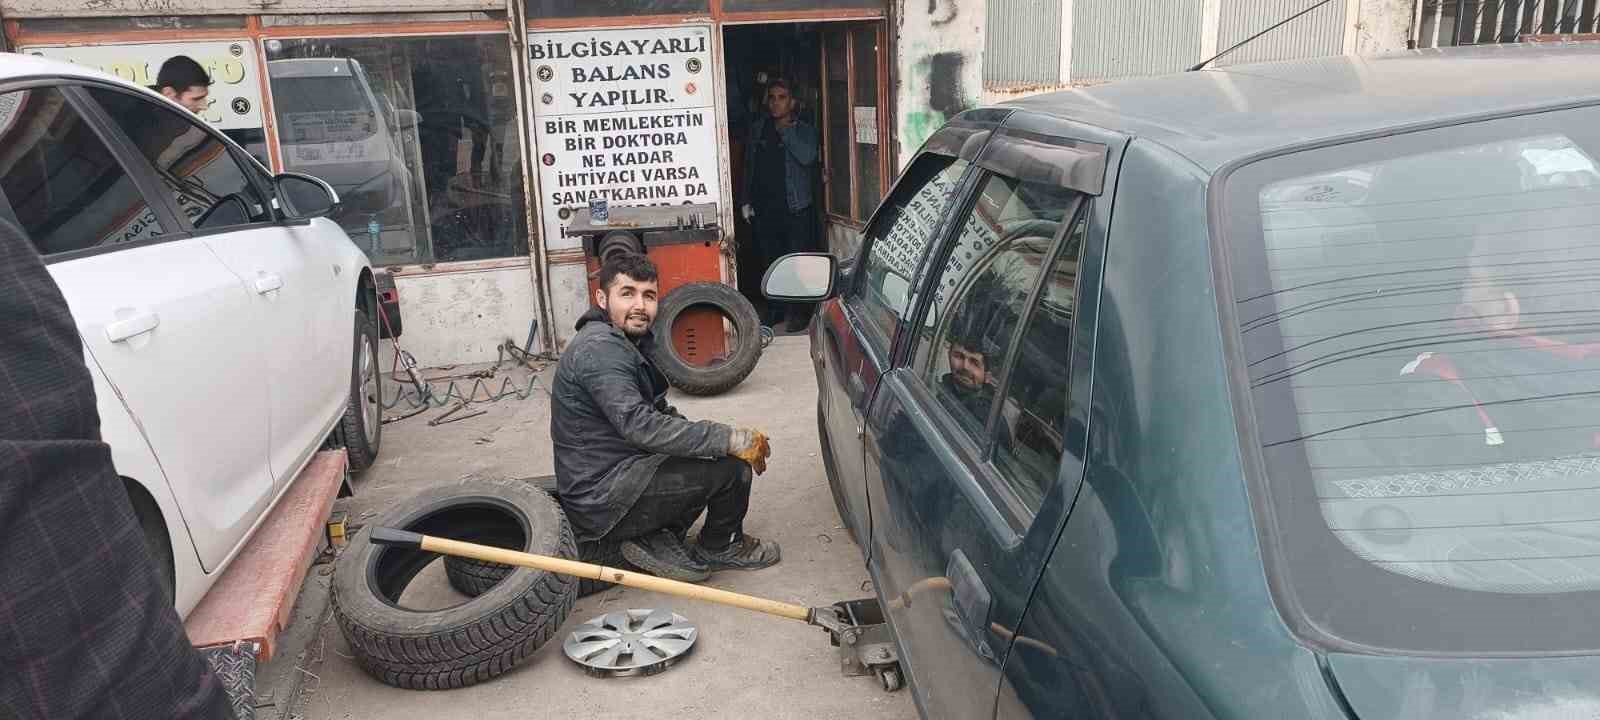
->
<box><xmin>551</xmin><ymin>307</ymin><xmax>734</xmax><ymax>541</ymax></box>
<box><xmin>741</xmin><ymin>114</ymin><xmax>819</xmax><ymax>214</ymax></box>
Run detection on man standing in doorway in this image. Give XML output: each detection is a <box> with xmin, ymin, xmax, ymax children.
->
<box><xmin>551</xmin><ymin>253</ymin><xmax>782</xmax><ymax>582</ymax></box>
<box><xmin>741</xmin><ymin>79</ymin><xmax>819</xmax><ymax>331</ymax></box>
<box><xmin>152</xmin><ymin>55</ymin><xmax>212</xmax><ymax>115</ymax></box>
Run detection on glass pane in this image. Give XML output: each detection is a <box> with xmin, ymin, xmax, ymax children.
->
<box><xmin>918</xmin><ymin>173</ymin><xmax>1076</xmax><ymax>444</ymax></box>
<box><xmin>87</xmin><ymin>87</ymin><xmax>273</xmax><ymax>231</ymax></box>
<box><xmin>0</xmin><ymin>87</ymin><xmax>170</xmax><ymax>254</ymax></box>
<box><xmin>825</xmin><ymin>30</ymin><xmax>851</xmax><ymax>217</ymax></box>
<box><xmin>853</xmin><ymin>153</ymin><xmax>969</xmax><ymax>356</ymax></box>
<box><xmin>724</xmin><ymin>0</ymin><xmax>884</xmax><ymax>10</ymax></box>
<box><xmin>523</xmin><ymin>0</ymin><xmax>708</xmax><ymax>18</ymax></box>
<box><xmin>1224</xmin><ymin>104</ymin><xmax>1600</xmax><ymax>654</ymax></box>
<box><xmin>266</xmin><ymin>35</ymin><xmax>529</xmax><ymax>266</ymax></box>
<box><xmin>852</xmin><ymin>26</ymin><xmax>881</xmax><ymax>221</ymax></box>
<box><xmin>993</xmin><ymin>213</ymin><xmax>1087</xmax><ymax>511</ymax></box>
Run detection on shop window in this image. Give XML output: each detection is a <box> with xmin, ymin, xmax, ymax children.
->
<box><xmin>822</xmin><ymin>25</ymin><xmax>884</xmax><ymax>224</ymax></box>
<box><xmin>265</xmin><ymin>35</ymin><xmax>528</xmax><ymax>267</ymax></box>
<box><xmin>524</xmin><ymin>0</ymin><xmax>709</xmax><ymax>18</ymax></box>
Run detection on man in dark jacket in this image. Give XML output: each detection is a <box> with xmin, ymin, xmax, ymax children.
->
<box><xmin>551</xmin><ymin>253</ymin><xmax>780</xmax><ymax>581</ymax></box>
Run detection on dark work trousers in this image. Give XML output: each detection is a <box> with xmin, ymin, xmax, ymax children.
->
<box><xmin>603</xmin><ymin>456</ymin><xmax>753</xmax><ymax>551</ymax></box>
<box><xmin>753</xmin><ymin>205</ymin><xmax>819</xmax><ymax>326</ymax></box>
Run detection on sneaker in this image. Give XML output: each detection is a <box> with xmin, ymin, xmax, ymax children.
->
<box><xmin>621</xmin><ymin>531</ymin><xmax>711</xmax><ymax>582</ymax></box>
<box><xmin>693</xmin><ymin>534</ymin><xmax>782</xmax><ymax>571</ymax></box>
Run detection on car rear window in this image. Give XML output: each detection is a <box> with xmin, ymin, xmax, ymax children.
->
<box><xmin>1224</xmin><ymin>105</ymin><xmax>1600</xmax><ymax>654</ymax></box>
<box><xmin>271</xmin><ymin>76</ymin><xmax>378</xmax><ymax>144</ymax></box>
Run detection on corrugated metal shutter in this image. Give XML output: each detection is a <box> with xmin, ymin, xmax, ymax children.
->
<box><xmin>0</xmin><ymin>0</ymin><xmax>497</xmax><ymax>17</ymax></box>
<box><xmin>1071</xmin><ymin>0</ymin><xmax>1206</xmax><ymax>83</ymax></box>
<box><xmin>1215</xmin><ymin>0</ymin><xmax>1348</xmax><ymax>66</ymax></box>
<box><xmin>984</xmin><ymin>0</ymin><xmax>1064</xmax><ymax>89</ymax></box>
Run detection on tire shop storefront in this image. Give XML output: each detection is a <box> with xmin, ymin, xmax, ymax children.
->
<box><xmin>1</xmin><ymin>0</ymin><xmax>898</xmax><ymax>373</ymax></box>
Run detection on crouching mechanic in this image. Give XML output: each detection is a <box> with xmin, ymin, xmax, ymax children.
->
<box><xmin>551</xmin><ymin>253</ymin><xmax>780</xmax><ymax>582</ymax></box>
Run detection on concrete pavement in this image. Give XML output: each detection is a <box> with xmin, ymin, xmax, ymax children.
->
<box><xmin>264</xmin><ymin>336</ymin><xmax>917</xmax><ymax>720</ymax></box>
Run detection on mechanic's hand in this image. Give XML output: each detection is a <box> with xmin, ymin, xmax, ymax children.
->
<box><xmin>741</xmin><ymin>204</ymin><xmax>756</xmax><ymax>222</ymax></box>
<box><xmin>729</xmin><ymin>427</ymin><xmax>771</xmax><ymax>475</ymax></box>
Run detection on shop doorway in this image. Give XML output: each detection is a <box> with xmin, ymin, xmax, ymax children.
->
<box><xmin>724</xmin><ymin>20</ymin><xmax>889</xmax><ymax>331</ymax></box>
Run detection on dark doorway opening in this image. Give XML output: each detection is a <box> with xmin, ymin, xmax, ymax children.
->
<box><xmin>723</xmin><ymin>22</ymin><xmax>826</xmax><ymax>333</ymax></box>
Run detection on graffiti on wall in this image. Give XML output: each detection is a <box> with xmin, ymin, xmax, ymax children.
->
<box><xmin>896</xmin><ymin>0</ymin><xmax>981</xmax><ymax>164</ymax></box>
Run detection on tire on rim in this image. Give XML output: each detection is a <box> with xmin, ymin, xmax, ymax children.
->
<box><xmin>332</xmin><ymin>479</ymin><xmax>578</xmax><ymax>690</ymax></box>
<box><xmin>649</xmin><ymin>281</ymin><xmax>763</xmax><ymax>396</ymax></box>
<box><xmin>337</xmin><ymin>307</ymin><xmax>382</xmax><ymax>472</ymax></box>
<box><xmin>445</xmin><ymin>537</ymin><xmax>636</xmax><ymax>599</ymax></box>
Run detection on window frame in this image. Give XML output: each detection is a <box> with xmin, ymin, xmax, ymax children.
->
<box><xmin>843</xmin><ymin>147</ymin><xmax>981</xmax><ymax>359</ymax></box>
<box><xmin>984</xmin><ymin>206</ymin><xmax>1091</xmax><ymax>515</ymax></box>
<box><xmin>820</xmin><ymin>22</ymin><xmax>890</xmax><ymax>225</ymax></box>
<box><xmin>0</xmin><ymin>80</ymin><xmax>188</xmax><ymax>264</ymax></box>
<box><xmin>75</xmin><ymin>82</ymin><xmax>285</xmax><ymax>240</ymax></box>
<box><xmin>899</xmin><ymin>165</ymin><xmax>1089</xmax><ymax>527</ymax></box>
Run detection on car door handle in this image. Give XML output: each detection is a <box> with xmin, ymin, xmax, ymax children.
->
<box><xmin>254</xmin><ymin>273</ymin><xmax>284</xmax><ymax>295</ymax></box>
<box><xmin>946</xmin><ymin>550</ymin><xmax>996</xmax><ymax>661</ymax></box>
<box><xmin>105</xmin><ymin>312</ymin><xmax>160</xmax><ymax>343</ymax></box>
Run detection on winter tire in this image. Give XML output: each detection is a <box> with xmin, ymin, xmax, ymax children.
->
<box><xmin>332</xmin><ymin>479</ymin><xmax>578</xmax><ymax>690</ymax></box>
<box><xmin>337</xmin><ymin>307</ymin><xmax>382</xmax><ymax>472</ymax></box>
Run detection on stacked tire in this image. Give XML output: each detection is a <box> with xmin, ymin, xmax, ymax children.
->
<box><xmin>331</xmin><ymin>479</ymin><xmax>578</xmax><ymax>690</ymax></box>
<box><xmin>650</xmin><ymin>282</ymin><xmax>763</xmax><ymax>396</ymax></box>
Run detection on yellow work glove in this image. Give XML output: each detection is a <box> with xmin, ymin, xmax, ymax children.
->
<box><xmin>729</xmin><ymin>428</ymin><xmax>771</xmax><ymax>475</ymax></box>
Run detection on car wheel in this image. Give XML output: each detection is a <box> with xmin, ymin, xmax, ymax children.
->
<box><xmin>339</xmin><ymin>307</ymin><xmax>382</xmax><ymax>472</ymax></box>
<box><xmin>332</xmin><ymin>479</ymin><xmax>578</xmax><ymax>690</ymax></box>
<box><xmin>128</xmin><ymin>486</ymin><xmax>176</xmax><ymax>603</ymax></box>
<box><xmin>816</xmin><ymin>403</ymin><xmax>857</xmax><ymax>545</ymax></box>
<box><xmin>649</xmin><ymin>282</ymin><xmax>763</xmax><ymax>396</ymax></box>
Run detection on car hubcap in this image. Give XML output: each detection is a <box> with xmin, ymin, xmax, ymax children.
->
<box><xmin>563</xmin><ymin>609</ymin><xmax>697</xmax><ymax>678</ymax></box>
<box><xmin>360</xmin><ymin>334</ymin><xmax>379</xmax><ymax>443</ymax></box>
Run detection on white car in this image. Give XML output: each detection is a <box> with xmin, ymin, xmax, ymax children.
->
<box><xmin>0</xmin><ymin>56</ymin><xmax>384</xmax><ymax>618</ymax></box>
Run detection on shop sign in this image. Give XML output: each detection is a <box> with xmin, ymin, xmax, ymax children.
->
<box><xmin>20</xmin><ymin>40</ymin><xmax>265</xmax><ymax>131</ymax></box>
<box><xmin>529</xmin><ymin>25</ymin><xmax>720</xmax><ymax>250</ymax></box>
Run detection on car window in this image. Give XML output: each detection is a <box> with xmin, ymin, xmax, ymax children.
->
<box><xmin>84</xmin><ymin>87</ymin><xmax>273</xmax><ymax>232</ymax></box>
<box><xmin>1225</xmin><ymin>105</ymin><xmax>1600</xmax><ymax>653</ymax></box>
<box><xmin>852</xmin><ymin>152</ymin><xmax>971</xmax><ymax>356</ymax></box>
<box><xmin>914</xmin><ymin>172</ymin><xmax>1080</xmax><ymax>447</ymax></box>
<box><xmin>0</xmin><ymin>87</ymin><xmax>170</xmax><ymax>255</ymax></box>
<box><xmin>992</xmin><ymin>212</ymin><xmax>1088</xmax><ymax>512</ymax></box>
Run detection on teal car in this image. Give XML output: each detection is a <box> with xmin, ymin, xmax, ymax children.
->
<box><xmin>766</xmin><ymin>42</ymin><xmax>1600</xmax><ymax>719</ymax></box>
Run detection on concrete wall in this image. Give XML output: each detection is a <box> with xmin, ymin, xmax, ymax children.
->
<box><xmin>1352</xmin><ymin>0</ymin><xmax>1416</xmax><ymax>54</ymax></box>
<box><xmin>893</xmin><ymin>0</ymin><xmax>986</xmax><ymax>169</ymax></box>
<box><xmin>389</xmin><ymin>264</ymin><xmax>542</xmax><ymax>368</ymax></box>
<box><xmin>546</xmin><ymin>262</ymin><xmax>592</xmax><ymax>352</ymax></box>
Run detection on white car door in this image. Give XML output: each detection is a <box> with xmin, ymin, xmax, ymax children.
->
<box><xmin>83</xmin><ymin>86</ymin><xmax>349</xmax><ymax>491</ymax></box>
<box><xmin>0</xmin><ymin>83</ymin><xmax>275</xmax><ymax>572</ymax></box>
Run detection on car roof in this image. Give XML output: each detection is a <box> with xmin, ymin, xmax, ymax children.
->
<box><xmin>266</xmin><ymin>58</ymin><xmax>360</xmax><ymax>78</ymax></box>
<box><xmin>0</xmin><ymin>52</ymin><xmax>160</xmax><ymax>89</ymax></box>
<box><xmin>1002</xmin><ymin>42</ymin><xmax>1600</xmax><ymax>172</ymax></box>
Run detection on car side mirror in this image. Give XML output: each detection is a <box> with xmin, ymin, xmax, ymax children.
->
<box><xmin>394</xmin><ymin>109</ymin><xmax>421</xmax><ymax>131</ymax></box>
<box><xmin>275</xmin><ymin>173</ymin><xmax>341</xmax><ymax>220</ymax></box>
<box><xmin>763</xmin><ymin>252</ymin><xmax>838</xmax><ymax>302</ymax></box>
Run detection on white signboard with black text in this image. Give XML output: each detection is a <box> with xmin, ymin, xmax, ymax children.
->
<box><xmin>21</xmin><ymin>40</ymin><xmax>265</xmax><ymax>132</ymax></box>
<box><xmin>528</xmin><ymin>26</ymin><xmax>720</xmax><ymax>251</ymax></box>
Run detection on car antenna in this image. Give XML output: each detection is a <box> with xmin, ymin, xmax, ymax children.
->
<box><xmin>1188</xmin><ymin>0</ymin><xmax>1335</xmax><ymax>72</ymax></box>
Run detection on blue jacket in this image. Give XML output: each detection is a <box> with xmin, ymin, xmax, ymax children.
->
<box><xmin>742</xmin><ymin>114</ymin><xmax>819</xmax><ymax>214</ymax></box>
